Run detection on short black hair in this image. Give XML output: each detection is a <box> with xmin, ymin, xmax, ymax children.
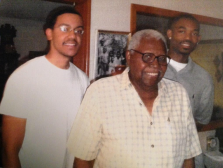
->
<box><xmin>43</xmin><ymin>6</ymin><xmax>82</xmax><ymax>32</ymax></box>
<box><xmin>167</xmin><ymin>13</ymin><xmax>200</xmax><ymax>31</ymax></box>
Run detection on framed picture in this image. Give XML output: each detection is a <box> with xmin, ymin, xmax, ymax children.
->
<box><xmin>94</xmin><ymin>30</ymin><xmax>131</xmax><ymax>80</ymax></box>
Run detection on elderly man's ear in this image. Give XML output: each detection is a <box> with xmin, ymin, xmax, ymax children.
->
<box><xmin>125</xmin><ymin>50</ymin><xmax>131</xmax><ymax>65</ymax></box>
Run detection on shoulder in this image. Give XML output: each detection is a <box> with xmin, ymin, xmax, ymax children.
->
<box><xmin>162</xmin><ymin>78</ymin><xmax>184</xmax><ymax>88</ymax></box>
<box><xmin>190</xmin><ymin>60</ymin><xmax>212</xmax><ymax>80</ymax></box>
<box><xmin>190</xmin><ymin>61</ymin><xmax>214</xmax><ymax>90</ymax></box>
<box><xmin>161</xmin><ymin>78</ymin><xmax>188</xmax><ymax>96</ymax></box>
<box><xmin>69</xmin><ymin>63</ymin><xmax>89</xmax><ymax>84</ymax></box>
<box><xmin>88</xmin><ymin>75</ymin><xmax>117</xmax><ymax>91</ymax></box>
<box><xmin>8</xmin><ymin>56</ymin><xmax>46</xmax><ymax>80</ymax></box>
<box><xmin>14</xmin><ymin>56</ymin><xmax>45</xmax><ymax>72</ymax></box>
<box><xmin>161</xmin><ymin>79</ymin><xmax>191</xmax><ymax>109</ymax></box>
<box><xmin>19</xmin><ymin>56</ymin><xmax>45</xmax><ymax>68</ymax></box>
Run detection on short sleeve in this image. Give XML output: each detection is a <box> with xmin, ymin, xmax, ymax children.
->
<box><xmin>0</xmin><ymin>69</ymin><xmax>30</xmax><ymax>118</ymax></box>
<box><xmin>185</xmin><ymin>104</ymin><xmax>202</xmax><ymax>159</ymax></box>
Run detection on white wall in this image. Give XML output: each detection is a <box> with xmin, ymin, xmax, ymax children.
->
<box><xmin>0</xmin><ymin>17</ymin><xmax>47</xmax><ymax>60</ymax></box>
<box><xmin>89</xmin><ymin>0</ymin><xmax>223</xmax><ymax>79</ymax></box>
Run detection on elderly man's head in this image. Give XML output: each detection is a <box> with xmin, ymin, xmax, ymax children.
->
<box><xmin>126</xmin><ymin>29</ymin><xmax>169</xmax><ymax>91</ymax></box>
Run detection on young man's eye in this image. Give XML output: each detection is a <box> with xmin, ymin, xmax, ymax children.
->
<box><xmin>60</xmin><ymin>26</ymin><xmax>69</xmax><ymax>32</ymax></box>
<box><xmin>178</xmin><ymin>30</ymin><xmax>185</xmax><ymax>33</ymax></box>
<box><xmin>75</xmin><ymin>29</ymin><xmax>84</xmax><ymax>35</ymax></box>
<box><xmin>192</xmin><ymin>32</ymin><xmax>199</xmax><ymax>36</ymax></box>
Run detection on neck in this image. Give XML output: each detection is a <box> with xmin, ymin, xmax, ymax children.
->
<box><xmin>45</xmin><ymin>52</ymin><xmax>71</xmax><ymax>69</ymax></box>
<box><xmin>139</xmin><ymin>89</ymin><xmax>158</xmax><ymax>100</ymax></box>
<box><xmin>132</xmin><ymin>81</ymin><xmax>158</xmax><ymax>115</ymax></box>
<box><xmin>131</xmin><ymin>81</ymin><xmax>158</xmax><ymax>100</ymax></box>
<box><xmin>168</xmin><ymin>49</ymin><xmax>189</xmax><ymax>63</ymax></box>
<box><xmin>128</xmin><ymin>73</ymin><xmax>159</xmax><ymax>115</ymax></box>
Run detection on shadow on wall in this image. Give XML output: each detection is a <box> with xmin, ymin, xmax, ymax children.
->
<box><xmin>212</xmin><ymin>105</ymin><xmax>223</xmax><ymax>121</ymax></box>
<box><xmin>0</xmin><ymin>114</ymin><xmax>2</xmax><ymax>167</ymax></box>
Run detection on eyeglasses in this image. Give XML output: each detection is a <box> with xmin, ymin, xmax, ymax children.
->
<box><xmin>129</xmin><ymin>49</ymin><xmax>170</xmax><ymax>66</ymax></box>
<box><xmin>58</xmin><ymin>25</ymin><xmax>84</xmax><ymax>35</ymax></box>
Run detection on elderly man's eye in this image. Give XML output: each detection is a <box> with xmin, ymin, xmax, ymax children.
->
<box><xmin>143</xmin><ymin>54</ymin><xmax>153</xmax><ymax>60</ymax></box>
<box><xmin>158</xmin><ymin>56</ymin><xmax>167</xmax><ymax>62</ymax></box>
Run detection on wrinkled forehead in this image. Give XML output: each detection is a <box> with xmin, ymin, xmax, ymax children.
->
<box><xmin>138</xmin><ymin>37</ymin><xmax>167</xmax><ymax>53</ymax></box>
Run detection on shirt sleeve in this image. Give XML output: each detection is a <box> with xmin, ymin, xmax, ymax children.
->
<box><xmin>185</xmin><ymin>102</ymin><xmax>202</xmax><ymax>159</ymax></box>
<box><xmin>0</xmin><ymin>69</ymin><xmax>29</xmax><ymax>118</ymax></box>
<box><xmin>67</xmin><ymin>83</ymin><xmax>102</xmax><ymax>160</ymax></box>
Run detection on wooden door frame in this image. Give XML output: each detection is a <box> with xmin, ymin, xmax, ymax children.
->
<box><xmin>130</xmin><ymin>4</ymin><xmax>223</xmax><ymax>34</ymax></box>
<box><xmin>73</xmin><ymin>0</ymin><xmax>91</xmax><ymax>75</ymax></box>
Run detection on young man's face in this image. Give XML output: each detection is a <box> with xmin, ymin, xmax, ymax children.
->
<box><xmin>167</xmin><ymin>18</ymin><xmax>201</xmax><ymax>56</ymax></box>
<box><xmin>46</xmin><ymin>13</ymin><xmax>84</xmax><ymax>58</ymax></box>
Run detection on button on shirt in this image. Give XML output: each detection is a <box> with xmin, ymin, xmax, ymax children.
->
<box><xmin>67</xmin><ymin>68</ymin><xmax>201</xmax><ymax>168</ymax></box>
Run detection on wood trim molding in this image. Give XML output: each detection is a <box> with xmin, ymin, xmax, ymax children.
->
<box><xmin>74</xmin><ymin>0</ymin><xmax>91</xmax><ymax>75</ymax></box>
<box><xmin>199</xmin><ymin>39</ymin><xmax>223</xmax><ymax>44</ymax></box>
<box><xmin>44</xmin><ymin>0</ymin><xmax>73</xmax><ymax>4</ymax></box>
<box><xmin>131</xmin><ymin>3</ymin><xmax>223</xmax><ymax>34</ymax></box>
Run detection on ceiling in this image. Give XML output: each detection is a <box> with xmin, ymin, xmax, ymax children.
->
<box><xmin>0</xmin><ymin>0</ymin><xmax>73</xmax><ymax>22</ymax></box>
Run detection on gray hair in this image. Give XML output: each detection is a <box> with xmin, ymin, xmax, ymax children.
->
<box><xmin>127</xmin><ymin>29</ymin><xmax>167</xmax><ymax>51</ymax></box>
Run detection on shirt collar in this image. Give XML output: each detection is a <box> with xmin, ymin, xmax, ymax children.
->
<box><xmin>119</xmin><ymin>67</ymin><xmax>131</xmax><ymax>90</ymax></box>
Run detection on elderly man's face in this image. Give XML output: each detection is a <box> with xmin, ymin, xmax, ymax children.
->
<box><xmin>126</xmin><ymin>37</ymin><xmax>167</xmax><ymax>90</ymax></box>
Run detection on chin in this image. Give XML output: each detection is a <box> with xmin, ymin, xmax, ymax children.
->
<box><xmin>63</xmin><ymin>51</ymin><xmax>78</xmax><ymax>57</ymax></box>
<box><xmin>180</xmin><ymin>50</ymin><xmax>192</xmax><ymax>55</ymax></box>
<box><xmin>182</xmin><ymin>47</ymin><xmax>196</xmax><ymax>53</ymax></box>
<box><xmin>142</xmin><ymin>80</ymin><xmax>159</xmax><ymax>89</ymax></box>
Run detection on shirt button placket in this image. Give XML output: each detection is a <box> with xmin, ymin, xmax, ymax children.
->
<box><xmin>150</xmin><ymin>117</ymin><xmax>155</xmax><ymax>149</ymax></box>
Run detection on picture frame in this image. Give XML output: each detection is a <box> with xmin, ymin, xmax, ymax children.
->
<box><xmin>93</xmin><ymin>30</ymin><xmax>131</xmax><ymax>80</ymax></box>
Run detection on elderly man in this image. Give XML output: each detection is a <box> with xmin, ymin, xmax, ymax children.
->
<box><xmin>67</xmin><ymin>29</ymin><xmax>201</xmax><ymax>168</ymax></box>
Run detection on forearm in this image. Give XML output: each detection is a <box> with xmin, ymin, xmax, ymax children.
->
<box><xmin>182</xmin><ymin>158</ymin><xmax>194</xmax><ymax>168</ymax></box>
<box><xmin>196</xmin><ymin>122</ymin><xmax>205</xmax><ymax>132</ymax></box>
<box><xmin>2</xmin><ymin>115</ymin><xmax>26</xmax><ymax>168</ymax></box>
<box><xmin>2</xmin><ymin>151</ymin><xmax>21</xmax><ymax>168</ymax></box>
<box><xmin>73</xmin><ymin>158</ymin><xmax>95</xmax><ymax>168</ymax></box>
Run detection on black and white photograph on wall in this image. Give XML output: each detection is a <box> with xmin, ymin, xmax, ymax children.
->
<box><xmin>95</xmin><ymin>30</ymin><xmax>131</xmax><ymax>80</ymax></box>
